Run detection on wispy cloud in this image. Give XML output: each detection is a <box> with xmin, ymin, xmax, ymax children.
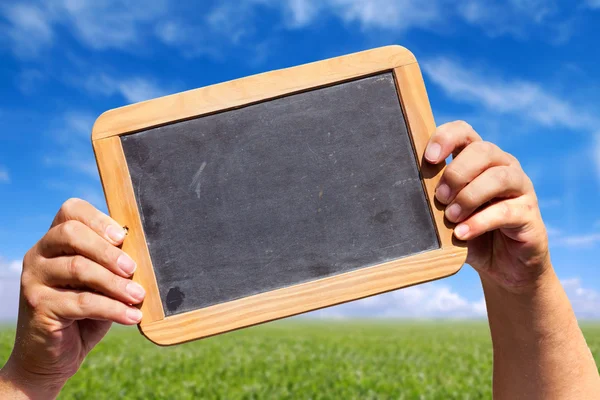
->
<box><xmin>553</xmin><ymin>233</ymin><xmax>600</xmax><ymax>248</ymax></box>
<box><xmin>0</xmin><ymin>256</ymin><xmax>22</xmax><ymax>321</ymax></box>
<box><xmin>539</xmin><ymin>198</ymin><xmax>563</xmax><ymax>209</ymax></box>
<box><xmin>45</xmin><ymin>181</ymin><xmax>106</xmax><ymax>210</ymax></box>
<box><xmin>0</xmin><ymin>257</ymin><xmax>21</xmax><ymax>278</ymax></box>
<box><xmin>422</xmin><ymin>57</ymin><xmax>599</xmax><ymax>131</ymax></box>
<box><xmin>595</xmin><ymin>134</ymin><xmax>600</xmax><ymax>180</ymax></box>
<box><xmin>1</xmin><ymin>0</ymin><xmax>580</xmax><ymax>62</ymax></box>
<box><xmin>45</xmin><ymin>111</ymin><xmax>99</xmax><ymax>179</ymax></box>
<box><xmin>16</xmin><ymin>68</ymin><xmax>45</xmax><ymax>94</ymax></box>
<box><xmin>84</xmin><ymin>74</ymin><xmax>173</xmax><ymax>103</ymax></box>
<box><xmin>48</xmin><ymin>0</ymin><xmax>166</xmax><ymax>51</ymax></box>
<box><xmin>457</xmin><ymin>0</ymin><xmax>569</xmax><ymax>41</ymax></box>
<box><xmin>0</xmin><ymin>167</ymin><xmax>9</xmax><ymax>184</ymax></box>
<box><xmin>1</xmin><ymin>3</ymin><xmax>53</xmax><ymax>58</ymax></box>
<box><xmin>585</xmin><ymin>0</ymin><xmax>600</xmax><ymax>9</ymax></box>
<box><xmin>0</xmin><ymin>0</ymin><xmax>166</xmax><ymax>58</ymax></box>
<box><xmin>561</xmin><ymin>277</ymin><xmax>600</xmax><ymax>319</ymax></box>
<box><xmin>310</xmin><ymin>282</ymin><xmax>487</xmax><ymax>319</ymax></box>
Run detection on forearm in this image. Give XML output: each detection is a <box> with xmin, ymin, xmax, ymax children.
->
<box><xmin>483</xmin><ymin>267</ymin><xmax>600</xmax><ymax>399</ymax></box>
<box><xmin>0</xmin><ymin>358</ymin><xmax>63</xmax><ymax>400</ymax></box>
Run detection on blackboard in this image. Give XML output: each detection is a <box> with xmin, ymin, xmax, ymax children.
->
<box><xmin>121</xmin><ymin>73</ymin><xmax>439</xmax><ymax>317</ymax></box>
<box><xmin>92</xmin><ymin>45</ymin><xmax>467</xmax><ymax>344</ymax></box>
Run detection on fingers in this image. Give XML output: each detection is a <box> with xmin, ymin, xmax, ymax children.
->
<box><xmin>435</xmin><ymin>141</ymin><xmax>517</xmax><ymax>205</ymax></box>
<box><xmin>51</xmin><ymin>198</ymin><xmax>127</xmax><ymax>246</ymax></box>
<box><xmin>425</xmin><ymin>121</ymin><xmax>482</xmax><ymax>164</ymax></box>
<box><xmin>47</xmin><ymin>288</ymin><xmax>143</xmax><ymax>325</ymax></box>
<box><xmin>38</xmin><ymin>220</ymin><xmax>136</xmax><ymax>277</ymax></box>
<box><xmin>453</xmin><ymin>198</ymin><xmax>536</xmax><ymax>241</ymax></box>
<box><xmin>444</xmin><ymin>165</ymin><xmax>529</xmax><ymax>223</ymax></box>
<box><xmin>41</xmin><ymin>256</ymin><xmax>145</xmax><ymax>305</ymax></box>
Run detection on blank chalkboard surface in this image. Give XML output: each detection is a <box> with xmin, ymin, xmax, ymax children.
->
<box><xmin>121</xmin><ymin>72</ymin><xmax>439</xmax><ymax>316</ymax></box>
<box><xmin>92</xmin><ymin>46</ymin><xmax>467</xmax><ymax>345</ymax></box>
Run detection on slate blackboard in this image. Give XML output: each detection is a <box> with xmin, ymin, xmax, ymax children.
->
<box><xmin>121</xmin><ymin>72</ymin><xmax>439</xmax><ymax>317</ymax></box>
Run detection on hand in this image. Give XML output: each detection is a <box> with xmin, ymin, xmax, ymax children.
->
<box><xmin>0</xmin><ymin>199</ymin><xmax>145</xmax><ymax>399</ymax></box>
<box><xmin>424</xmin><ymin>121</ymin><xmax>551</xmax><ymax>293</ymax></box>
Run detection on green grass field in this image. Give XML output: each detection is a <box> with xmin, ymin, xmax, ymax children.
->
<box><xmin>1</xmin><ymin>321</ymin><xmax>599</xmax><ymax>399</ymax></box>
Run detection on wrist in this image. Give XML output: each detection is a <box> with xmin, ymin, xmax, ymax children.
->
<box><xmin>481</xmin><ymin>265</ymin><xmax>578</xmax><ymax>343</ymax></box>
<box><xmin>1</xmin><ymin>358</ymin><xmax>65</xmax><ymax>400</ymax></box>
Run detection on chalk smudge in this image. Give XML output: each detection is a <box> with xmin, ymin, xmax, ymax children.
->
<box><xmin>190</xmin><ymin>161</ymin><xmax>207</xmax><ymax>198</ymax></box>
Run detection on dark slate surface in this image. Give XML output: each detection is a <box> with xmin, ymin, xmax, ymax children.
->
<box><xmin>121</xmin><ymin>72</ymin><xmax>439</xmax><ymax>316</ymax></box>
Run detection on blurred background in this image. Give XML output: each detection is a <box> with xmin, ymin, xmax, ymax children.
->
<box><xmin>0</xmin><ymin>1</ymin><xmax>599</xmax><ymax>398</ymax></box>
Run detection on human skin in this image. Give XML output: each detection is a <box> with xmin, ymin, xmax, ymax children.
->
<box><xmin>0</xmin><ymin>121</ymin><xmax>598</xmax><ymax>399</ymax></box>
<box><xmin>424</xmin><ymin>121</ymin><xmax>600</xmax><ymax>399</ymax></box>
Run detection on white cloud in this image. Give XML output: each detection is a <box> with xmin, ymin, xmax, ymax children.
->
<box><xmin>310</xmin><ymin>282</ymin><xmax>487</xmax><ymax>319</ymax></box>
<box><xmin>585</xmin><ymin>0</ymin><xmax>600</xmax><ymax>9</ymax></box>
<box><xmin>326</xmin><ymin>0</ymin><xmax>441</xmax><ymax>31</ymax></box>
<box><xmin>1</xmin><ymin>0</ymin><xmax>166</xmax><ymax>58</ymax></box>
<box><xmin>62</xmin><ymin>111</ymin><xmax>96</xmax><ymax>138</ymax></box>
<box><xmin>0</xmin><ymin>167</ymin><xmax>9</xmax><ymax>183</ymax></box>
<box><xmin>561</xmin><ymin>277</ymin><xmax>600</xmax><ymax>319</ymax></box>
<box><xmin>1</xmin><ymin>3</ymin><xmax>53</xmax><ymax>58</ymax></box>
<box><xmin>85</xmin><ymin>74</ymin><xmax>172</xmax><ymax>104</ymax></box>
<box><xmin>2</xmin><ymin>1</ymin><xmax>576</xmax><ymax>61</ymax></box>
<box><xmin>554</xmin><ymin>233</ymin><xmax>600</xmax><ymax>248</ymax></box>
<box><xmin>595</xmin><ymin>134</ymin><xmax>600</xmax><ymax>180</ymax></box>
<box><xmin>45</xmin><ymin>111</ymin><xmax>99</xmax><ymax>179</ymax></box>
<box><xmin>0</xmin><ymin>257</ymin><xmax>22</xmax><ymax>321</ymax></box>
<box><xmin>49</xmin><ymin>0</ymin><xmax>166</xmax><ymax>51</ymax></box>
<box><xmin>539</xmin><ymin>198</ymin><xmax>563</xmax><ymax>209</ymax></box>
<box><xmin>422</xmin><ymin>57</ymin><xmax>599</xmax><ymax>131</ymax></box>
<box><xmin>16</xmin><ymin>68</ymin><xmax>45</xmax><ymax>94</ymax></box>
<box><xmin>457</xmin><ymin>0</ymin><xmax>562</xmax><ymax>39</ymax></box>
<box><xmin>280</xmin><ymin>0</ymin><xmax>318</xmax><ymax>27</ymax></box>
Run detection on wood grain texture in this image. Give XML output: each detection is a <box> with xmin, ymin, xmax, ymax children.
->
<box><xmin>92</xmin><ymin>137</ymin><xmax>164</xmax><ymax>322</ymax></box>
<box><xmin>393</xmin><ymin>64</ymin><xmax>464</xmax><ymax>249</ymax></box>
<box><xmin>141</xmin><ymin>246</ymin><xmax>466</xmax><ymax>345</ymax></box>
<box><xmin>92</xmin><ymin>46</ymin><xmax>468</xmax><ymax>345</ymax></box>
<box><xmin>91</xmin><ymin>46</ymin><xmax>416</xmax><ymax>140</ymax></box>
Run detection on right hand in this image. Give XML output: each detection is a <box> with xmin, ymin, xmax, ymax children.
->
<box><xmin>424</xmin><ymin>121</ymin><xmax>551</xmax><ymax>294</ymax></box>
<box><xmin>1</xmin><ymin>198</ymin><xmax>145</xmax><ymax>399</ymax></box>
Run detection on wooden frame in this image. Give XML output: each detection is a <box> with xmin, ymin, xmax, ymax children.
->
<box><xmin>92</xmin><ymin>45</ymin><xmax>467</xmax><ymax>346</ymax></box>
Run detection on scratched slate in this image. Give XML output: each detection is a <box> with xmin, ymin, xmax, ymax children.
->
<box><xmin>121</xmin><ymin>72</ymin><xmax>439</xmax><ymax>316</ymax></box>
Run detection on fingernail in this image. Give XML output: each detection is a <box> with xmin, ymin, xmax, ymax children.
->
<box><xmin>126</xmin><ymin>281</ymin><xmax>146</xmax><ymax>301</ymax></box>
<box><xmin>126</xmin><ymin>308</ymin><xmax>143</xmax><ymax>323</ymax></box>
<box><xmin>106</xmin><ymin>225</ymin><xmax>126</xmax><ymax>243</ymax></box>
<box><xmin>117</xmin><ymin>254</ymin><xmax>136</xmax><ymax>275</ymax></box>
<box><xmin>446</xmin><ymin>203</ymin><xmax>462</xmax><ymax>221</ymax></box>
<box><xmin>436</xmin><ymin>184</ymin><xmax>451</xmax><ymax>203</ymax></box>
<box><xmin>425</xmin><ymin>142</ymin><xmax>441</xmax><ymax>162</ymax></box>
<box><xmin>455</xmin><ymin>224</ymin><xmax>470</xmax><ymax>239</ymax></box>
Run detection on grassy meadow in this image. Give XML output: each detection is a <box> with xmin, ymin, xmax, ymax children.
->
<box><xmin>1</xmin><ymin>321</ymin><xmax>599</xmax><ymax>399</ymax></box>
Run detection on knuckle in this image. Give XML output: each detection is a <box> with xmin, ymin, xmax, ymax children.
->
<box><xmin>444</xmin><ymin>165</ymin><xmax>465</xmax><ymax>185</ymax></box>
<box><xmin>476</xmin><ymin>141</ymin><xmax>496</xmax><ymax>157</ymax></box>
<box><xmin>458</xmin><ymin>189</ymin><xmax>477</xmax><ymax>209</ymax></box>
<box><xmin>77</xmin><ymin>292</ymin><xmax>93</xmax><ymax>310</ymax></box>
<box><xmin>103</xmin><ymin>243</ymin><xmax>118</xmax><ymax>264</ymax></box>
<box><xmin>60</xmin><ymin>220</ymin><xmax>83</xmax><ymax>239</ymax></box>
<box><xmin>20</xmin><ymin>269</ymin><xmax>36</xmax><ymax>289</ymax></box>
<box><xmin>111</xmin><ymin>274</ymin><xmax>125</xmax><ymax>293</ymax></box>
<box><xmin>59</xmin><ymin>198</ymin><xmax>83</xmax><ymax>214</ymax></box>
<box><xmin>22</xmin><ymin>285</ymin><xmax>45</xmax><ymax>310</ymax></box>
<box><xmin>455</xmin><ymin>120</ymin><xmax>473</xmax><ymax>132</ymax></box>
<box><xmin>68</xmin><ymin>256</ymin><xmax>86</xmax><ymax>281</ymax></box>
<box><xmin>500</xmin><ymin>202</ymin><xmax>512</xmax><ymax>220</ymax></box>
<box><xmin>506</xmin><ymin>152</ymin><xmax>521</xmax><ymax>166</ymax></box>
<box><xmin>22</xmin><ymin>250</ymin><xmax>36</xmax><ymax>273</ymax></box>
<box><xmin>495</xmin><ymin>167</ymin><xmax>511</xmax><ymax>187</ymax></box>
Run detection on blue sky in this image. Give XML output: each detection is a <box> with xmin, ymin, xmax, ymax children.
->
<box><xmin>1</xmin><ymin>0</ymin><xmax>600</xmax><ymax>321</ymax></box>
